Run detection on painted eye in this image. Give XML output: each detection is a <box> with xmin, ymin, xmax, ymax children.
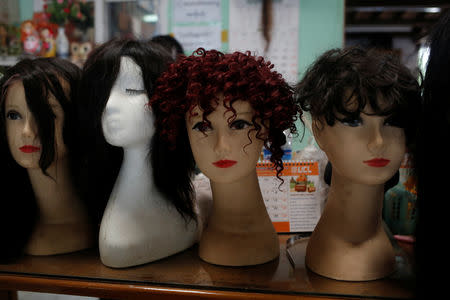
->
<box><xmin>339</xmin><ymin>117</ymin><xmax>362</xmax><ymax>127</ymax></box>
<box><xmin>230</xmin><ymin>119</ymin><xmax>253</xmax><ymax>130</ymax></box>
<box><xmin>192</xmin><ymin>121</ymin><xmax>212</xmax><ymax>132</ymax></box>
<box><xmin>384</xmin><ymin>115</ymin><xmax>404</xmax><ymax>128</ymax></box>
<box><xmin>6</xmin><ymin>110</ymin><xmax>21</xmax><ymax>120</ymax></box>
<box><xmin>125</xmin><ymin>88</ymin><xmax>145</xmax><ymax>96</ymax></box>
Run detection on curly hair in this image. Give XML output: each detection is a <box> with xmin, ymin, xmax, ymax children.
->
<box><xmin>294</xmin><ymin>46</ymin><xmax>421</xmax><ymax>155</ymax></box>
<box><xmin>150</xmin><ymin>48</ymin><xmax>299</xmax><ymax>180</ymax></box>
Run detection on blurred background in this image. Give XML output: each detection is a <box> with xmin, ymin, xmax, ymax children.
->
<box><xmin>3</xmin><ymin>0</ymin><xmax>446</xmax><ymax>150</ymax></box>
<box><xmin>2</xmin><ymin>0</ymin><xmax>448</xmax><ymax>76</ymax></box>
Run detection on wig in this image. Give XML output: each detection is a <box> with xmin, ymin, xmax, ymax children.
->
<box><xmin>150</xmin><ymin>48</ymin><xmax>299</xmax><ymax>183</ymax></box>
<box><xmin>0</xmin><ymin>57</ymin><xmax>81</xmax><ymax>262</ymax></box>
<box><xmin>423</xmin><ymin>11</ymin><xmax>450</xmax><ymax>113</ymax></box>
<box><xmin>150</xmin><ymin>34</ymin><xmax>184</xmax><ymax>57</ymax></box>
<box><xmin>294</xmin><ymin>46</ymin><xmax>422</xmax><ymax>156</ymax></box>
<box><xmin>415</xmin><ymin>10</ymin><xmax>450</xmax><ymax>299</ymax></box>
<box><xmin>74</xmin><ymin>38</ymin><xmax>199</xmax><ymax>223</ymax></box>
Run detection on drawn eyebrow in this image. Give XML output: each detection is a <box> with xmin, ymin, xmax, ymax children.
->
<box><xmin>235</xmin><ymin>111</ymin><xmax>253</xmax><ymax>115</ymax></box>
<box><xmin>188</xmin><ymin>110</ymin><xmax>202</xmax><ymax>119</ymax></box>
<box><xmin>4</xmin><ymin>104</ymin><xmax>21</xmax><ymax>110</ymax></box>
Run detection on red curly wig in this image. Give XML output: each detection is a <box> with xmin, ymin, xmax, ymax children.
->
<box><xmin>150</xmin><ymin>48</ymin><xmax>300</xmax><ymax>178</ymax></box>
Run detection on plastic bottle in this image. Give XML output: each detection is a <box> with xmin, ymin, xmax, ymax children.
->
<box><xmin>56</xmin><ymin>27</ymin><xmax>69</xmax><ymax>59</ymax></box>
<box><xmin>281</xmin><ymin>129</ymin><xmax>292</xmax><ymax>160</ymax></box>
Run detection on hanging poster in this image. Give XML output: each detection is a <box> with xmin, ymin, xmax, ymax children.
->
<box><xmin>170</xmin><ymin>0</ymin><xmax>224</xmax><ymax>53</ymax></box>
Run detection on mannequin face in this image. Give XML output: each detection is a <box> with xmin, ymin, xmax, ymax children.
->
<box><xmin>102</xmin><ymin>56</ymin><xmax>153</xmax><ymax>147</ymax></box>
<box><xmin>4</xmin><ymin>80</ymin><xmax>67</xmax><ymax>169</ymax></box>
<box><xmin>313</xmin><ymin>95</ymin><xmax>405</xmax><ymax>185</ymax></box>
<box><xmin>186</xmin><ymin>96</ymin><xmax>265</xmax><ymax>184</ymax></box>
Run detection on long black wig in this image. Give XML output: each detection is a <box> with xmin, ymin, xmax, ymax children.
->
<box><xmin>414</xmin><ymin>10</ymin><xmax>450</xmax><ymax>299</ymax></box>
<box><xmin>75</xmin><ymin>37</ymin><xmax>197</xmax><ymax>224</ymax></box>
<box><xmin>0</xmin><ymin>57</ymin><xmax>81</xmax><ymax>262</ymax></box>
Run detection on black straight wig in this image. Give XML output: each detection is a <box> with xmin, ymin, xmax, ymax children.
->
<box><xmin>0</xmin><ymin>57</ymin><xmax>81</xmax><ymax>262</ymax></box>
<box><xmin>75</xmin><ymin>37</ymin><xmax>197</xmax><ymax>223</ymax></box>
<box><xmin>414</xmin><ymin>10</ymin><xmax>450</xmax><ymax>299</ymax></box>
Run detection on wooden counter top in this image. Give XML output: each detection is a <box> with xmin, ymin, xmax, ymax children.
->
<box><xmin>0</xmin><ymin>235</ymin><xmax>414</xmax><ymax>299</ymax></box>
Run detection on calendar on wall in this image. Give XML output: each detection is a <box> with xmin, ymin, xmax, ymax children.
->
<box><xmin>193</xmin><ymin>160</ymin><xmax>324</xmax><ymax>234</ymax></box>
<box><xmin>170</xmin><ymin>0</ymin><xmax>226</xmax><ymax>54</ymax></box>
<box><xmin>257</xmin><ymin>160</ymin><xmax>322</xmax><ymax>233</ymax></box>
<box><xmin>168</xmin><ymin>0</ymin><xmax>300</xmax><ymax>83</ymax></box>
<box><xmin>228</xmin><ymin>0</ymin><xmax>300</xmax><ymax>84</ymax></box>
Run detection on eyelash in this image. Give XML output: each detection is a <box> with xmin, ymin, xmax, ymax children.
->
<box><xmin>192</xmin><ymin>119</ymin><xmax>253</xmax><ymax>132</ymax></box>
<box><xmin>192</xmin><ymin>121</ymin><xmax>212</xmax><ymax>132</ymax></box>
<box><xmin>230</xmin><ymin>119</ymin><xmax>253</xmax><ymax>130</ymax></box>
<box><xmin>125</xmin><ymin>88</ymin><xmax>145</xmax><ymax>95</ymax></box>
<box><xmin>384</xmin><ymin>116</ymin><xmax>404</xmax><ymax>128</ymax></box>
<box><xmin>339</xmin><ymin>117</ymin><xmax>362</xmax><ymax>127</ymax></box>
<box><xmin>6</xmin><ymin>110</ymin><xmax>22</xmax><ymax>120</ymax></box>
<box><xmin>339</xmin><ymin>116</ymin><xmax>402</xmax><ymax>128</ymax></box>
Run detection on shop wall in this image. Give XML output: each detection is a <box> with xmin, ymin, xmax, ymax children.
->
<box><xmin>17</xmin><ymin>0</ymin><xmax>344</xmax><ymax>152</ymax></box>
<box><xmin>164</xmin><ymin>0</ymin><xmax>344</xmax><ymax>152</ymax></box>
<box><xmin>18</xmin><ymin>0</ymin><xmax>33</xmax><ymax>21</ymax></box>
<box><xmin>295</xmin><ymin>0</ymin><xmax>344</xmax><ymax>151</ymax></box>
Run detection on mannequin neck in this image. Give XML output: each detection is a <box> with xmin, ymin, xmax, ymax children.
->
<box><xmin>305</xmin><ymin>169</ymin><xmax>395</xmax><ymax>280</ymax></box>
<box><xmin>112</xmin><ymin>144</ymin><xmax>154</xmax><ymax>200</ymax></box>
<box><xmin>122</xmin><ymin>145</ymin><xmax>151</xmax><ymax>177</ymax></box>
<box><xmin>27</xmin><ymin>155</ymin><xmax>87</xmax><ymax>224</ymax></box>
<box><xmin>210</xmin><ymin>170</ymin><xmax>267</xmax><ymax>219</ymax></box>
<box><xmin>324</xmin><ymin>171</ymin><xmax>385</xmax><ymax>242</ymax></box>
<box><xmin>199</xmin><ymin>169</ymin><xmax>279</xmax><ymax>266</ymax></box>
<box><xmin>25</xmin><ymin>155</ymin><xmax>93</xmax><ymax>255</ymax></box>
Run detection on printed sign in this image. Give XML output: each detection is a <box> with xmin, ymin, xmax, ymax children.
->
<box><xmin>257</xmin><ymin>161</ymin><xmax>322</xmax><ymax>232</ymax></box>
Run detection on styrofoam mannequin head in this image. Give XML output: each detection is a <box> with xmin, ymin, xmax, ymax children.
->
<box><xmin>102</xmin><ymin>56</ymin><xmax>154</xmax><ymax>148</ymax></box>
<box><xmin>186</xmin><ymin>96</ymin><xmax>265</xmax><ymax>184</ymax></box>
<box><xmin>5</xmin><ymin>80</ymin><xmax>67</xmax><ymax>169</ymax></box>
<box><xmin>313</xmin><ymin>95</ymin><xmax>406</xmax><ymax>186</ymax></box>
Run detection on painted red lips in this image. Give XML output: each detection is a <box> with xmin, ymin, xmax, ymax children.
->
<box><xmin>363</xmin><ymin>158</ymin><xmax>390</xmax><ymax>167</ymax></box>
<box><xmin>19</xmin><ymin>145</ymin><xmax>41</xmax><ymax>153</ymax></box>
<box><xmin>213</xmin><ymin>160</ymin><xmax>237</xmax><ymax>168</ymax></box>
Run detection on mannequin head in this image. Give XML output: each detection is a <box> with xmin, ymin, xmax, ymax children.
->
<box><xmin>0</xmin><ymin>57</ymin><xmax>81</xmax><ymax>262</ymax></box>
<box><xmin>186</xmin><ymin>96</ymin><xmax>266</xmax><ymax>184</ymax></box>
<box><xmin>150</xmin><ymin>48</ymin><xmax>299</xmax><ymax>183</ymax></box>
<box><xmin>75</xmin><ymin>38</ymin><xmax>195</xmax><ymax>221</ymax></box>
<box><xmin>101</xmin><ymin>56</ymin><xmax>154</xmax><ymax>148</ymax></box>
<box><xmin>4</xmin><ymin>80</ymin><xmax>67</xmax><ymax>170</ymax></box>
<box><xmin>295</xmin><ymin>47</ymin><xmax>421</xmax><ymax>186</ymax></box>
<box><xmin>1</xmin><ymin>58</ymin><xmax>80</xmax><ymax>174</ymax></box>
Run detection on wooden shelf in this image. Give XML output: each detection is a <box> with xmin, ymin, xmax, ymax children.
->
<box><xmin>0</xmin><ymin>235</ymin><xmax>414</xmax><ymax>300</ymax></box>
